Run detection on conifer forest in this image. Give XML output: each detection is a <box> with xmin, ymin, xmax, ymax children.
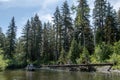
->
<box><xmin>1</xmin><ymin>0</ymin><xmax>120</xmax><ymax>70</ymax></box>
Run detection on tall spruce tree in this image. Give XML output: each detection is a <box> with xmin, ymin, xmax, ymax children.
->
<box><xmin>93</xmin><ymin>0</ymin><xmax>107</xmax><ymax>44</ymax></box>
<box><xmin>74</xmin><ymin>0</ymin><xmax>90</xmax><ymax>43</ymax></box>
<box><xmin>42</xmin><ymin>22</ymin><xmax>56</xmax><ymax>63</ymax></box>
<box><xmin>42</xmin><ymin>23</ymin><xmax>49</xmax><ymax>62</ymax></box>
<box><xmin>30</xmin><ymin>14</ymin><xmax>42</xmax><ymax>62</ymax></box>
<box><xmin>53</xmin><ymin>6</ymin><xmax>62</xmax><ymax>60</ymax></box>
<box><xmin>22</xmin><ymin>20</ymin><xmax>31</xmax><ymax>64</ymax></box>
<box><xmin>61</xmin><ymin>1</ymin><xmax>73</xmax><ymax>52</ymax></box>
<box><xmin>74</xmin><ymin>0</ymin><xmax>93</xmax><ymax>54</ymax></box>
<box><xmin>67</xmin><ymin>39</ymin><xmax>79</xmax><ymax>64</ymax></box>
<box><xmin>47</xmin><ymin>22</ymin><xmax>56</xmax><ymax>61</ymax></box>
<box><xmin>104</xmin><ymin>3</ymin><xmax>118</xmax><ymax>44</ymax></box>
<box><xmin>23</xmin><ymin>14</ymin><xmax>42</xmax><ymax>62</ymax></box>
<box><xmin>34</xmin><ymin>14</ymin><xmax>42</xmax><ymax>61</ymax></box>
<box><xmin>6</xmin><ymin>17</ymin><xmax>17</xmax><ymax>58</ymax></box>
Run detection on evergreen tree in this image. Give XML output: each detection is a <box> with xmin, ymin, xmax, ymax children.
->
<box><xmin>67</xmin><ymin>39</ymin><xmax>79</xmax><ymax>64</ymax></box>
<box><xmin>22</xmin><ymin>20</ymin><xmax>31</xmax><ymax>64</ymax></box>
<box><xmin>104</xmin><ymin>3</ymin><xmax>118</xmax><ymax>44</ymax></box>
<box><xmin>61</xmin><ymin>1</ymin><xmax>73</xmax><ymax>52</ymax></box>
<box><xmin>58</xmin><ymin>47</ymin><xmax>66</xmax><ymax>64</ymax></box>
<box><xmin>14</xmin><ymin>38</ymin><xmax>25</xmax><ymax>66</ymax></box>
<box><xmin>22</xmin><ymin>14</ymin><xmax>42</xmax><ymax>62</ymax></box>
<box><xmin>42</xmin><ymin>22</ymin><xmax>56</xmax><ymax>63</ymax></box>
<box><xmin>93</xmin><ymin>0</ymin><xmax>107</xmax><ymax>44</ymax></box>
<box><xmin>34</xmin><ymin>14</ymin><xmax>42</xmax><ymax>61</ymax></box>
<box><xmin>47</xmin><ymin>22</ymin><xmax>56</xmax><ymax>62</ymax></box>
<box><xmin>74</xmin><ymin>0</ymin><xmax>90</xmax><ymax>43</ymax></box>
<box><xmin>30</xmin><ymin>14</ymin><xmax>42</xmax><ymax>62</ymax></box>
<box><xmin>6</xmin><ymin>17</ymin><xmax>17</xmax><ymax>58</ymax></box>
<box><xmin>74</xmin><ymin>0</ymin><xmax>93</xmax><ymax>54</ymax></box>
<box><xmin>42</xmin><ymin>23</ymin><xmax>49</xmax><ymax>63</ymax></box>
<box><xmin>53</xmin><ymin>6</ymin><xmax>62</xmax><ymax>60</ymax></box>
<box><xmin>77</xmin><ymin>47</ymin><xmax>90</xmax><ymax>64</ymax></box>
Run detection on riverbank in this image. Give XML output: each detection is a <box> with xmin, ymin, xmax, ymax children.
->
<box><xmin>39</xmin><ymin>65</ymin><xmax>120</xmax><ymax>74</ymax></box>
<box><xmin>96</xmin><ymin>66</ymin><xmax>120</xmax><ymax>73</ymax></box>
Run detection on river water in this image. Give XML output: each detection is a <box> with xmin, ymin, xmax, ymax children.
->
<box><xmin>0</xmin><ymin>69</ymin><xmax>120</xmax><ymax>80</ymax></box>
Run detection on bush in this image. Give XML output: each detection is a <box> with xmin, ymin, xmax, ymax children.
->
<box><xmin>7</xmin><ymin>52</ymin><xmax>27</xmax><ymax>69</ymax></box>
<box><xmin>91</xmin><ymin>43</ymin><xmax>113</xmax><ymax>63</ymax></box>
<box><xmin>58</xmin><ymin>47</ymin><xmax>67</xmax><ymax>64</ymax></box>
<box><xmin>114</xmin><ymin>41</ymin><xmax>120</xmax><ymax>55</ymax></box>
<box><xmin>108</xmin><ymin>41</ymin><xmax>120</xmax><ymax>69</ymax></box>
<box><xmin>90</xmin><ymin>45</ymin><xmax>101</xmax><ymax>63</ymax></box>
<box><xmin>14</xmin><ymin>52</ymin><xmax>26</xmax><ymax>65</ymax></box>
<box><xmin>77</xmin><ymin>47</ymin><xmax>90</xmax><ymax>64</ymax></box>
<box><xmin>0</xmin><ymin>49</ymin><xmax>9</xmax><ymax>71</ymax></box>
<box><xmin>100</xmin><ymin>43</ymin><xmax>113</xmax><ymax>61</ymax></box>
<box><xmin>109</xmin><ymin>53</ymin><xmax>120</xmax><ymax>69</ymax></box>
<box><xmin>67</xmin><ymin>39</ymin><xmax>79</xmax><ymax>64</ymax></box>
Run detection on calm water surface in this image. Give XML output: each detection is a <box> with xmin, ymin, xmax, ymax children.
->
<box><xmin>0</xmin><ymin>69</ymin><xmax>120</xmax><ymax>80</ymax></box>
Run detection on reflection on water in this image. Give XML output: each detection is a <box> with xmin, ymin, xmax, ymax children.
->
<box><xmin>0</xmin><ymin>70</ymin><xmax>120</xmax><ymax>80</ymax></box>
<box><xmin>26</xmin><ymin>71</ymin><xmax>33</xmax><ymax>80</ymax></box>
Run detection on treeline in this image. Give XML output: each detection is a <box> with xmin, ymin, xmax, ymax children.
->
<box><xmin>0</xmin><ymin>0</ymin><xmax>120</xmax><ymax>70</ymax></box>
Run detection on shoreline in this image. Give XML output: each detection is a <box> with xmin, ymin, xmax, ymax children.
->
<box><xmin>96</xmin><ymin>66</ymin><xmax>120</xmax><ymax>73</ymax></box>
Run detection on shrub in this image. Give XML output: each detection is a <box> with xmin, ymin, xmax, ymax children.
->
<box><xmin>114</xmin><ymin>41</ymin><xmax>120</xmax><ymax>55</ymax></box>
<box><xmin>109</xmin><ymin>53</ymin><xmax>120</xmax><ymax>69</ymax></box>
<box><xmin>67</xmin><ymin>39</ymin><xmax>79</xmax><ymax>64</ymax></box>
<box><xmin>0</xmin><ymin>49</ymin><xmax>9</xmax><ymax>71</ymax></box>
<box><xmin>58</xmin><ymin>47</ymin><xmax>67</xmax><ymax>64</ymax></box>
<box><xmin>7</xmin><ymin>52</ymin><xmax>27</xmax><ymax>69</ymax></box>
<box><xmin>109</xmin><ymin>41</ymin><xmax>120</xmax><ymax>69</ymax></box>
<box><xmin>77</xmin><ymin>47</ymin><xmax>90</xmax><ymax>64</ymax></box>
<box><xmin>90</xmin><ymin>45</ymin><xmax>101</xmax><ymax>63</ymax></box>
<box><xmin>91</xmin><ymin>43</ymin><xmax>113</xmax><ymax>63</ymax></box>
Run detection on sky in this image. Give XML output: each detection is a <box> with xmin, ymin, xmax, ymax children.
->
<box><xmin>0</xmin><ymin>0</ymin><xmax>120</xmax><ymax>38</ymax></box>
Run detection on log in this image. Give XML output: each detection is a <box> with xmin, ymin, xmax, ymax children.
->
<box><xmin>41</xmin><ymin>63</ymin><xmax>113</xmax><ymax>67</ymax></box>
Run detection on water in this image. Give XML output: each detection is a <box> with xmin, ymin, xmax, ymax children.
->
<box><xmin>0</xmin><ymin>69</ymin><xmax>120</xmax><ymax>80</ymax></box>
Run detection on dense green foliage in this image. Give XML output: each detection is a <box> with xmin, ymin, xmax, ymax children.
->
<box><xmin>58</xmin><ymin>47</ymin><xmax>67</xmax><ymax>64</ymax></box>
<box><xmin>109</xmin><ymin>41</ymin><xmax>120</xmax><ymax>69</ymax></box>
<box><xmin>61</xmin><ymin>1</ymin><xmax>73</xmax><ymax>52</ymax></box>
<box><xmin>74</xmin><ymin>0</ymin><xmax>94</xmax><ymax>54</ymax></box>
<box><xmin>91</xmin><ymin>43</ymin><xmax>113</xmax><ymax>63</ymax></box>
<box><xmin>53</xmin><ymin>6</ymin><xmax>62</xmax><ymax>60</ymax></box>
<box><xmin>93</xmin><ymin>0</ymin><xmax>107</xmax><ymax>44</ymax></box>
<box><xmin>0</xmin><ymin>48</ymin><xmax>8</xmax><ymax>71</ymax></box>
<box><xmin>77</xmin><ymin>47</ymin><xmax>90</xmax><ymax>64</ymax></box>
<box><xmin>6</xmin><ymin>17</ymin><xmax>17</xmax><ymax>59</ymax></box>
<box><xmin>67</xmin><ymin>39</ymin><xmax>79</xmax><ymax>64</ymax></box>
<box><xmin>0</xmin><ymin>0</ymin><xmax>120</xmax><ymax>70</ymax></box>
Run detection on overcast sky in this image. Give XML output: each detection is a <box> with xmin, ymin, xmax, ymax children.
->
<box><xmin>0</xmin><ymin>0</ymin><xmax>120</xmax><ymax>38</ymax></box>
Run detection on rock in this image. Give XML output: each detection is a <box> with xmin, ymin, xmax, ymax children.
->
<box><xmin>26</xmin><ymin>64</ymin><xmax>35</xmax><ymax>71</ymax></box>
